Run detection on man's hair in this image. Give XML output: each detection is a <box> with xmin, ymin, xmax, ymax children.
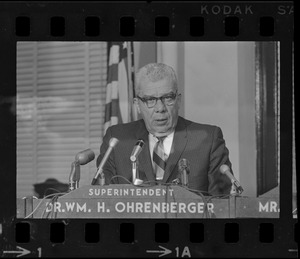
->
<box><xmin>135</xmin><ymin>63</ymin><xmax>178</xmax><ymax>95</ymax></box>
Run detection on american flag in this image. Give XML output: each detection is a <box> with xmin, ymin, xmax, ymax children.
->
<box><xmin>104</xmin><ymin>42</ymin><xmax>137</xmax><ymax>133</ymax></box>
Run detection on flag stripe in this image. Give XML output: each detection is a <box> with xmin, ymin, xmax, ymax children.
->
<box><xmin>107</xmin><ymin>64</ymin><xmax>119</xmax><ymax>83</ymax></box>
<box><xmin>108</xmin><ymin>45</ymin><xmax>120</xmax><ymax>66</ymax></box>
<box><xmin>118</xmin><ymin>59</ymin><xmax>129</xmax><ymax>123</ymax></box>
<box><xmin>104</xmin><ymin>99</ymin><xmax>119</xmax><ymax>122</ymax></box>
<box><xmin>106</xmin><ymin>81</ymin><xmax>118</xmax><ymax>103</ymax></box>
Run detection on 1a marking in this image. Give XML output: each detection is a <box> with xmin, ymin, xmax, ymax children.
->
<box><xmin>3</xmin><ymin>246</ymin><xmax>31</xmax><ymax>257</ymax></box>
<box><xmin>175</xmin><ymin>246</ymin><xmax>191</xmax><ymax>257</ymax></box>
<box><xmin>146</xmin><ymin>246</ymin><xmax>191</xmax><ymax>257</ymax></box>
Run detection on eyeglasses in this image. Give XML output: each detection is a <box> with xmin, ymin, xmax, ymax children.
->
<box><xmin>137</xmin><ymin>91</ymin><xmax>179</xmax><ymax>108</ymax></box>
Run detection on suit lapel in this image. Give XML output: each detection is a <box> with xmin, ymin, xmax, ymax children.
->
<box><xmin>135</xmin><ymin>121</ymin><xmax>156</xmax><ymax>184</ymax></box>
<box><xmin>162</xmin><ymin>117</ymin><xmax>188</xmax><ymax>183</ymax></box>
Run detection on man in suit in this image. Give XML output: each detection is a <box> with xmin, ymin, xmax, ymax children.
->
<box><xmin>97</xmin><ymin>63</ymin><xmax>232</xmax><ymax>195</ymax></box>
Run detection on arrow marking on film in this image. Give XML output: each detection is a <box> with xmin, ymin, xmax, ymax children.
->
<box><xmin>146</xmin><ymin>245</ymin><xmax>172</xmax><ymax>257</ymax></box>
<box><xmin>3</xmin><ymin>246</ymin><xmax>31</xmax><ymax>257</ymax></box>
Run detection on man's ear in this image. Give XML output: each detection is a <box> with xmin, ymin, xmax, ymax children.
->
<box><xmin>176</xmin><ymin>93</ymin><xmax>182</xmax><ymax>109</ymax></box>
<box><xmin>133</xmin><ymin>98</ymin><xmax>141</xmax><ymax>113</ymax></box>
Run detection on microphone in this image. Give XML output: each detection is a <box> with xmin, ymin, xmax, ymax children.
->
<box><xmin>75</xmin><ymin>149</ymin><xmax>95</xmax><ymax>165</ymax></box>
<box><xmin>219</xmin><ymin>164</ymin><xmax>244</xmax><ymax>195</ymax></box>
<box><xmin>130</xmin><ymin>139</ymin><xmax>145</xmax><ymax>162</ymax></box>
<box><xmin>130</xmin><ymin>139</ymin><xmax>145</xmax><ymax>185</ymax></box>
<box><xmin>69</xmin><ymin>149</ymin><xmax>95</xmax><ymax>191</ymax></box>
<box><xmin>178</xmin><ymin>158</ymin><xmax>190</xmax><ymax>187</ymax></box>
<box><xmin>91</xmin><ymin>137</ymin><xmax>119</xmax><ymax>185</ymax></box>
<box><xmin>171</xmin><ymin>178</ymin><xmax>180</xmax><ymax>185</ymax></box>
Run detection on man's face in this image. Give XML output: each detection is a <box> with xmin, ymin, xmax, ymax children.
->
<box><xmin>134</xmin><ymin>78</ymin><xmax>181</xmax><ymax>137</ymax></box>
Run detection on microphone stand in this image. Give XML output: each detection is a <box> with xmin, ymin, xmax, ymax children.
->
<box><xmin>91</xmin><ymin>169</ymin><xmax>106</xmax><ymax>186</ymax></box>
<box><xmin>230</xmin><ymin>182</ymin><xmax>238</xmax><ymax>196</ymax></box>
<box><xmin>180</xmin><ymin>169</ymin><xmax>189</xmax><ymax>187</ymax></box>
<box><xmin>229</xmin><ymin>180</ymin><xmax>243</xmax><ymax>218</ymax></box>
<box><xmin>131</xmin><ymin>159</ymin><xmax>143</xmax><ymax>186</ymax></box>
<box><xmin>69</xmin><ymin>161</ymin><xmax>80</xmax><ymax>191</ymax></box>
<box><xmin>230</xmin><ymin>180</ymin><xmax>243</xmax><ymax>196</ymax></box>
<box><xmin>98</xmin><ymin>169</ymin><xmax>106</xmax><ymax>186</ymax></box>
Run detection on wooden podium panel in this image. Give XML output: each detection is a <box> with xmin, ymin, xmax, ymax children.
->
<box><xmin>235</xmin><ymin>196</ymin><xmax>279</xmax><ymax>218</ymax></box>
<box><xmin>17</xmin><ymin>184</ymin><xmax>230</xmax><ymax>218</ymax></box>
<box><xmin>16</xmin><ymin>184</ymin><xmax>281</xmax><ymax>218</ymax></box>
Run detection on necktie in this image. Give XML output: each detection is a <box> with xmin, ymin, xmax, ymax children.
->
<box><xmin>153</xmin><ymin>137</ymin><xmax>166</xmax><ymax>181</ymax></box>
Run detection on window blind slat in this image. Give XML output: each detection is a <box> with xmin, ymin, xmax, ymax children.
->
<box><xmin>37</xmin><ymin>70</ymin><xmax>85</xmax><ymax>79</ymax></box>
<box><xmin>37</xmin><ymin>89</ymin><xmax>86</xmax><ymax>96</ymax></box>
<box><xmin>37</xmin><ymin>63</ymin><xmax>86</xmax><ymax>73</ymax></box>
<box><xmin>38</xmin><ymin>58</ymin><xmax>86</xmax><ymax>67</ymax></box>
<box><xmin>17</xmin><ymin>42</ymin><xmax>107</xmax><ymax>198</ymax></box>
<box><xmin>37</xmin><ymin>76</ymin><xmax>85</xmax><ymax>85</ymax></box>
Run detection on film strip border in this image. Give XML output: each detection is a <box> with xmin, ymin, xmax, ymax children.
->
<box><xmin>9</xmin><ymin>220</ymin><xmax>299</xmax><ymax>257</ymax></box>
<box><xmin>12</xmin><ymin>15</ymin><xmax>285</xmax><ymax>38</ymax></box>
<box><xmin>0</xmin><ymin>2</ymin><xmax>294</xmax><ymax>40</ymax></box>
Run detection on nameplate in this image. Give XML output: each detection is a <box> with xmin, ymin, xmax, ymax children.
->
<box><xmin>28</xmin><ymin>185</ymin><xmax>229</xmax><ymax>218</ymax></box>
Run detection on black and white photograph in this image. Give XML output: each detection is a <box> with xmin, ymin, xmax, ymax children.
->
<box><xmin>0</xmin><ymin>1</ymin><xmax>295</xmax><ymax>258</ymax></box>
<box><xmin>14</xmin><ymin>41</ymin><xmax>294</xmax><ymax>219</ymax></box>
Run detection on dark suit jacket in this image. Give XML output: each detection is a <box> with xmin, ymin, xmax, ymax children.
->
<box><xmin>96</xmin><ymin>116</ymin><xmax>232</xmax><ymax>195</ymax></box>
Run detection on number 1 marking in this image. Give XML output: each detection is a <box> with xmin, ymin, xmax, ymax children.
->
<box><xmin>37</xmin><ymin>247</ymin><xmax>42</xmax><ymax>257</ymax></box>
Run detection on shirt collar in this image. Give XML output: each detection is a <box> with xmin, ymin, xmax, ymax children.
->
<box><xmin>149</xmin><ymin>131</ymin><xmax>175</xmax><ymax>142</ymax></box>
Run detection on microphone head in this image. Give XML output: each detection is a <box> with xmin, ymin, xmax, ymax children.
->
<box><xmin>178</xmin><ymin>158</ymin><xmax>190</xmax><ymax>172</ymax></box>
<box><xmin>220</xmin><ymin>164</ymin><xmax>230</xmax><ymax>174</ymax></box>
<box><xmin>75</xmin><ymin>149</ymin><xmax>95</xmax><ymax>165</ymax></box>
<box><xmin>109</xmin><ymin>137</ymin><xmax>119</xmax><ymax>148</ymax></box>
<box><xmin>130</xmin><ymin>139</ymin><xmax>145</xmax><ymax>162</ymax></box>
<box><xmin>136</xmin><ymin>139</ymin><xmax>145</xmax><ymax>147</ymax></box>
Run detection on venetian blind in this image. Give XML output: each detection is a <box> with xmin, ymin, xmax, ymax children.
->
<box><xmin>17</xmin><ymin>42</ymin><xmax>107</xmax><ymax>198</ymax></box>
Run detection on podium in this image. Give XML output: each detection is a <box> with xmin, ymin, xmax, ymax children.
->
<box><xmin>17</xmin><ymin>184</ymin><xmax>280</xmax><ymax>218</ymax></box>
